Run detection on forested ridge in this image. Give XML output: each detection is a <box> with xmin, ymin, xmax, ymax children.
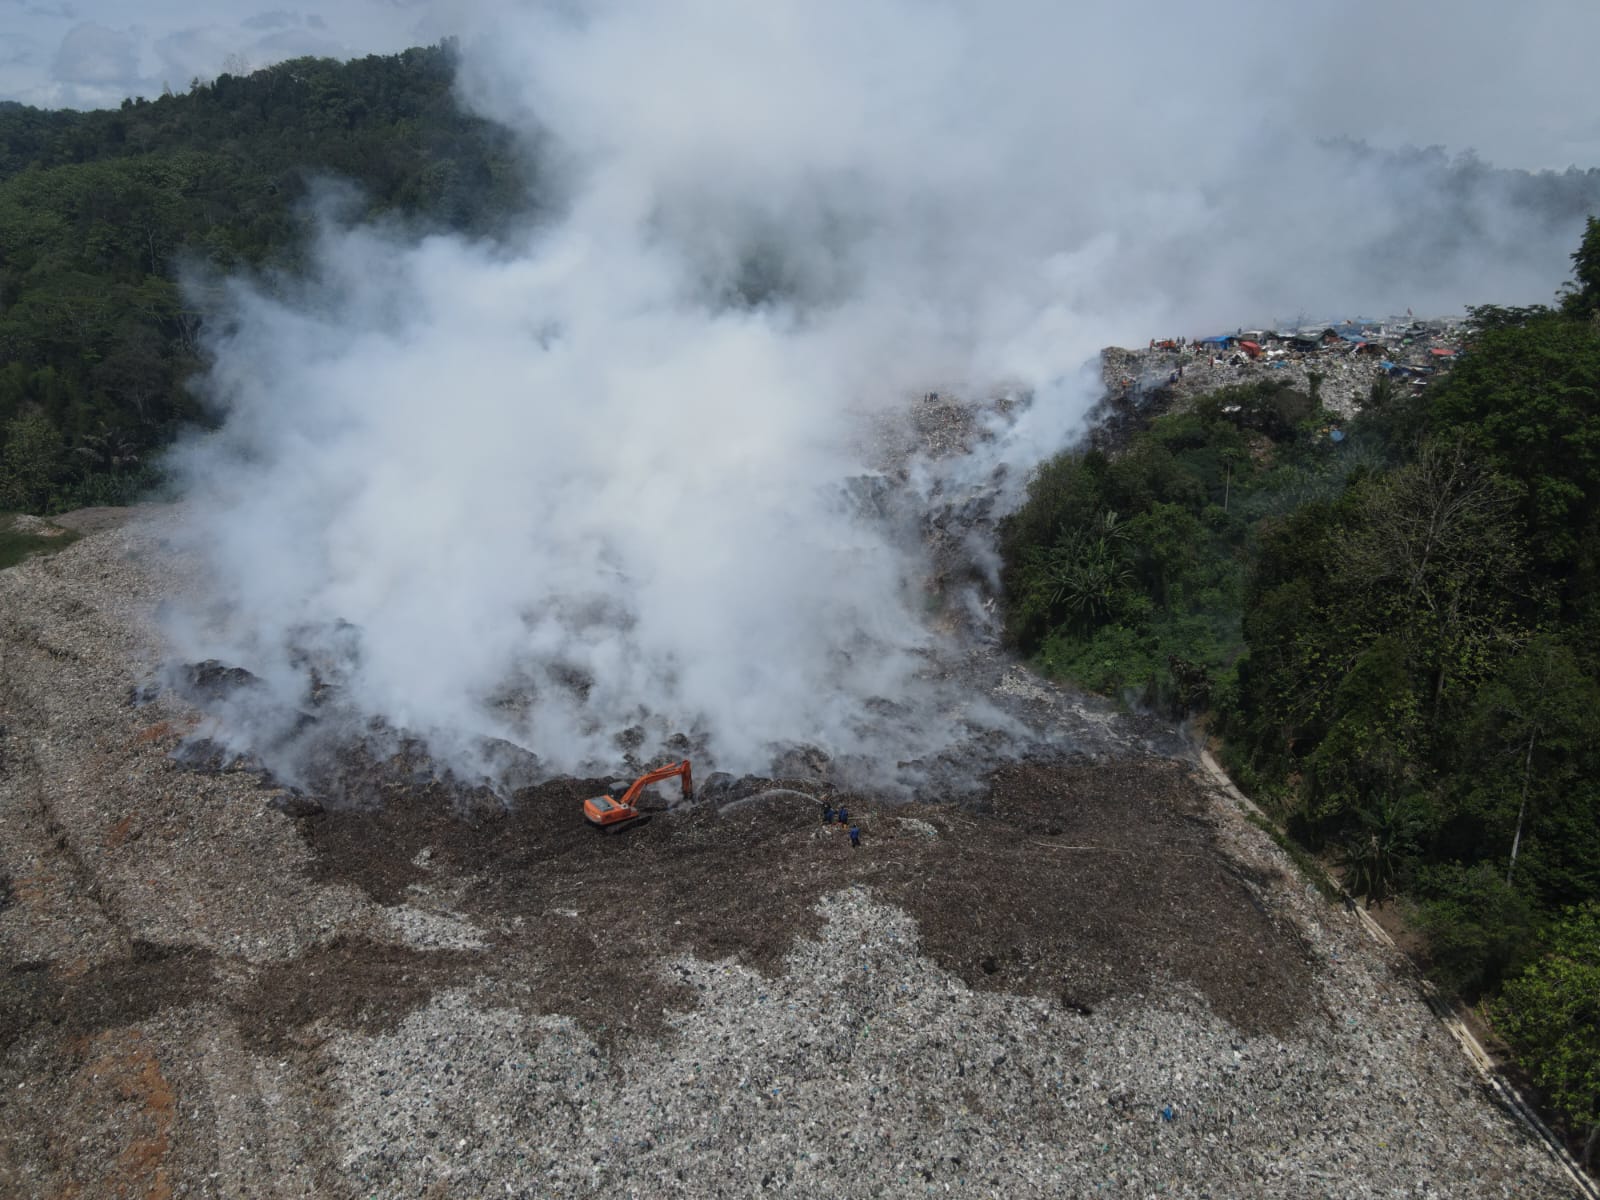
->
<box><xmin>1003</xmin><ymin>220</ymin><xmax>1600</xmax><ymax>1165</ymax></box>
<box><xmin>0</xmin><ymin>41</ymin><xmax>531</xmax><ymax>512</ymax></box>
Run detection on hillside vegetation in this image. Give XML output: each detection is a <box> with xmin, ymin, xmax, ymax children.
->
<box><xmin>0</xmin><ymin>41</ymin><xmax>530</xmax><ymax>512</ymax></box>
<box><xmin>1001</xmin><ymin>218</ymin><xmax>1600</xmax><ymax>1165</ymax></box>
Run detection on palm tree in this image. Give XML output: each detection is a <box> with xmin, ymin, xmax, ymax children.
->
<box><xmin>1044</xmin><ymin>511</ymin><xmax>1132</xmax><ymax>629</ymax></box>
<box><xmin>1335</xmin><ymin>794</ymin><xmax>1420</xmax><ymax>906</ymax></box>
<box><xmin>72</xmin><ymin>425</ymin><xmax>140</xmax><ymax>472</ymax></box>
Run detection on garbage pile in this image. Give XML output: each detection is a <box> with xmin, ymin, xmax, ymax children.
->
<box><xmin>1104</xmin><ymin>314</ymin><xmax>1473</xmax><ymax>420</ymax></box>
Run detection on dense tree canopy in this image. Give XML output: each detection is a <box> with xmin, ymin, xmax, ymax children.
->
<box><xmin>1494</xmin><ymin>903</ymin><xmax>1600</xmax><ymax>1167</ymax></box>
<box><xmin>0</xmin><ymin>42</ymin><xmax>534</xmax><ymax>512</ymax></box>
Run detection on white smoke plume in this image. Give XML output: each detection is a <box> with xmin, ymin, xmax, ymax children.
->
<box><xmin>165</xmin><ymin>0</ymin><xmax>1600</xmax><ymax>790</ymax></box>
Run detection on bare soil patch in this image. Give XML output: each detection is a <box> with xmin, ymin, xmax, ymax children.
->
<box><xmin>288</xmin><ymin>753</ymin><xmax>1312</xmax><ymax>1051</ymax></box>
<box><xmin>0</xmin><ymin>943</ymin><xmax>213</xmax><ymax>1055</ymax></box>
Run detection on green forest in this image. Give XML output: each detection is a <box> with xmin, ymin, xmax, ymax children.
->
<box><xmin>1002</xmin><ymin>220</ymin><xmax>1600</xmax><ymax>1164</ymax></box>
<box><xmin>0</xmin><ymin>40</ymin><xmax>531</xmax><ymax>513</ymax></box>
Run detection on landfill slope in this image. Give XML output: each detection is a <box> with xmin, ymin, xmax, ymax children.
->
<box><xmin>1094</xmin><ymin>317</ymin><xmax>1471</xmax><ymax>451</ymax></box>
<box><xmin>0</xmin><ymin>508</ymin><xmax>1576</xmax><ymax>1199</ymax></box>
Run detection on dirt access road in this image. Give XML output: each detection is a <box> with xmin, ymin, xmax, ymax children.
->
<box><xmin>0</xmin><ymin>509</ymin><xmax>1578</xmax><ymax>1198</ymax></box>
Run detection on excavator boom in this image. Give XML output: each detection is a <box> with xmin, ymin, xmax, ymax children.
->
<box><xmin>583</xmin><ymin>760</ymin><xmax>693</xmax><ymax>829</ymax></box>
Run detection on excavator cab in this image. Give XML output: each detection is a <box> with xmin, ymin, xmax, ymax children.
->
<box><xmin>583</xmin><ymin>760</ymin><xmax>693</xmax><ymax>830</ymax></box>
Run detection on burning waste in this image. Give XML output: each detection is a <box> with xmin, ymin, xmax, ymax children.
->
<box><xmin>160</xmin><ymin>1</ymin><xmax>1598</xmax><ymax>800</ymax></box>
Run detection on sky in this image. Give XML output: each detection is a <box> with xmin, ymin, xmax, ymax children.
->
<box><xmin>3</xmin><ymin>1</ymin><xmax>1600</xmax><ymax>171</ymax></box>
<box><xmin>0</xmin><ymin>0</ymin><xmax>454</xmax><ymax>110</ymax></box>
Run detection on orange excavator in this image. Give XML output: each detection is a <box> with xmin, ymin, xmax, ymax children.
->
<box><xmin>583</xmin><ymin>760</ymin><xmax>693</xmax><ymax>830</ymax></box>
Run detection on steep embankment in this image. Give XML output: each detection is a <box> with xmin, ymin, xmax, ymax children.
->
<box><xmin>0</xmin><ymin>508</ymin><xmax>1577</xmax><ymax>1197</ymax></box>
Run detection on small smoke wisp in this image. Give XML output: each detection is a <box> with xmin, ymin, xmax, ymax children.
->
<box><xmin>164</xmin><ymin>0</ymin><xmax>1600</xmax><ymax>792</ymax></box>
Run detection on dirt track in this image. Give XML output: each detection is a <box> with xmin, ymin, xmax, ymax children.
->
<box><xmin>0</xmin><ymin>509</ymin><xmax>1579</xmax><ymax>1198</ymax></box>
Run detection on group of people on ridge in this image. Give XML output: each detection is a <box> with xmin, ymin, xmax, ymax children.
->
<box><xmin>821</xmin><ymin>803</ymin><xmax>860</xmax><ymax>848</ymax></box>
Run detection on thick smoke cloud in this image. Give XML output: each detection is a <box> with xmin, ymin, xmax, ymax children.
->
<box><xmin>166</xmin><ymin>0</ymin><xmax>1600</xmax><ymax>789</ymax></box>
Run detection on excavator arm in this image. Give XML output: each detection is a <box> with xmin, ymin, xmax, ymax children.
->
<box><xmin>583</xmin><ymin>760</ymin><xmax>693</xmax><ymax>829</ymax></box>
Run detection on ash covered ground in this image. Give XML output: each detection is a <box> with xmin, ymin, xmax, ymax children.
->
<box><xmin>0</xmin><ymin>378</ymin><xmax>1580</xmax><ymax>1198</ymax></box>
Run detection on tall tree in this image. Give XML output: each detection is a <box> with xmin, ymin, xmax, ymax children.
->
<box><xmin>1561</xmin><ymin>214</ymin><xmax>1600</xmax><ymax>320</ymax></box>
<box><xmin>1331</xmin><ymin>440</ymin><xmax>1529</xmax><ymax>720</ymax></box>
<box><xmin>1455</xmin><ymin>637</ymin><xmax>1600</xmax><ymax>900</ymax></box>
<box><xmin>1433</xmin><ymin>313</ymin><xmax>1600</xmax><ymax>570</ymax></box>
